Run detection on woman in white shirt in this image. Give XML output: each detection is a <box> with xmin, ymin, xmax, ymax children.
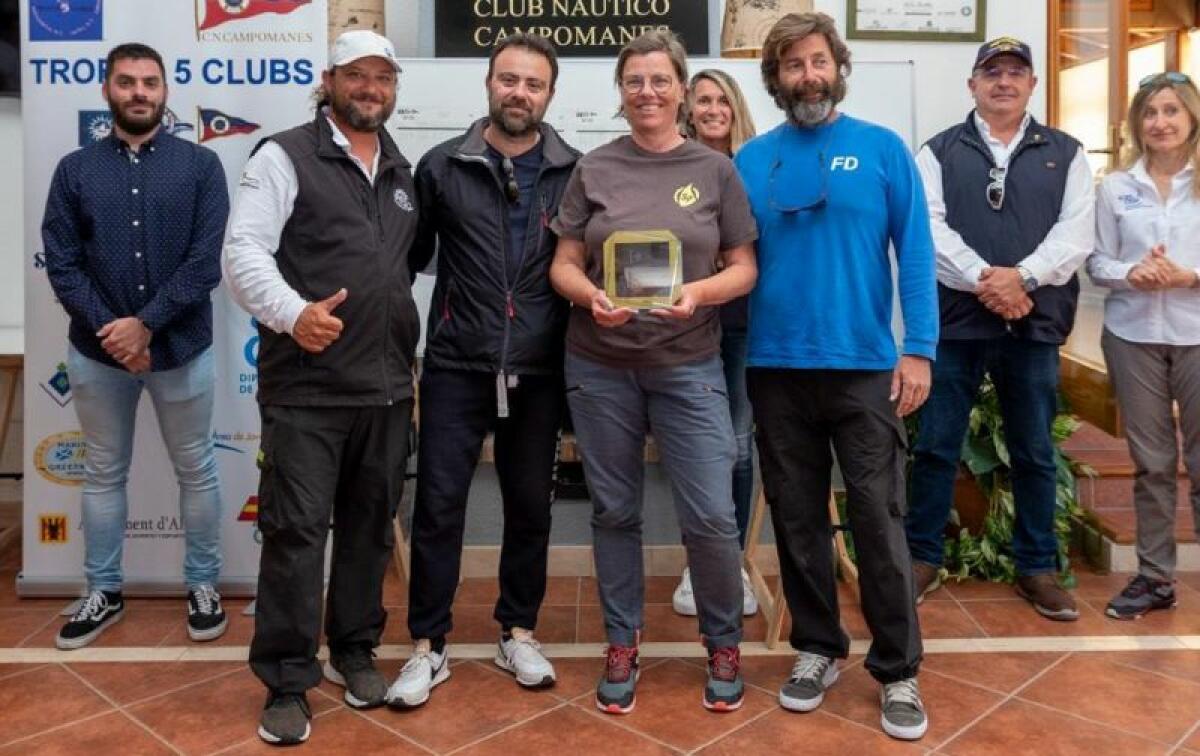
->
<box><xmin>1088</xmin><ymin>72</ymin><xmax>1200</xmax><ymax>620</ymax></box>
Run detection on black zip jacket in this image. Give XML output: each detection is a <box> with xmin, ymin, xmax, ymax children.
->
<box><xmin>411</xmin><ymin>119</ymin><xmax>580</xmax><ymax>375</ymax></box>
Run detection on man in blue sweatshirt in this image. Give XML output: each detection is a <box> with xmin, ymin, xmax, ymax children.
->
<box><xmin>735</xmin><ymin>13</ymin><xmax>938</xmax><ymax>742</ymax></box>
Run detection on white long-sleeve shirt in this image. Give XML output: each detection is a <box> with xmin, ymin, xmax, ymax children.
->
<box><xmin>221</xmin><ymin>111</ymin><xmax>380</xmax><ymax>335</ymax></box>
<box><xmin>1087</xmin><ymin>159</ymin><xmax>1200</xmax><ymax>345</ymax></box>
<box><xmin>915</xmin><ymin>112</ymin><xmax>1096</xmax><ymax>292</ymax></box>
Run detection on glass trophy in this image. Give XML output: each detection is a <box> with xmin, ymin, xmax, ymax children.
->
<box><xmin>602</xmin><ymin>230</ymin><xmax>683</xmax><ymax>310</ymax></box>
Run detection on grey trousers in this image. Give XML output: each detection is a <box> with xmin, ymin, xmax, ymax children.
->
<box><xmin>565</xmin><ymin>352</ymin><xmax>744</xmax><ymax>649</ymax></box>
<box><xmin>1102</xmin><ymin>329</ymin><xmax>1200</xmax><ymax>580</ymax></box>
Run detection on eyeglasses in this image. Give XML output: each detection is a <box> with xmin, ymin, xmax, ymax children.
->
<box><xmin>1138</xmin><ymin>71</ymin><xmax>1193</xmax><ymax>89</ymax></box>
<box><xmin>620</xmin><ymin>75</ymin><xmax>675</xmax><ymax>95</ymax></box>
<box><xmin>500</xmin><ymin>156</ymin><xmax>519</xmax><ymax>204</ymax></box>
<box><xmin>986</xmin><ymin>166</ymin><xmax>1006</xmax><ymax>211</ymax></box>
<box><xmin>768</xmin><ymin>151</ymin><xmax>828</xmax><ymax>214</ymax></box>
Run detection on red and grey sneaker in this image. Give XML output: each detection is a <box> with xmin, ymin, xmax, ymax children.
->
<box><xmin>596</xmin><ymin>643</ymin><xmax>639</xmax><ymax>715</ymax></box>
<box><xmin>703</xmin><ymin>646</ymin><xmax>745</xmax><ymax>712</ymax></box>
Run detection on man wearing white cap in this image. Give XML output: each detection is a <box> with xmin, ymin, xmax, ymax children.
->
<box><xmin>223</xmin><ymin>30</ymin><xmax>420</xmax><ymax>745</ymax></box>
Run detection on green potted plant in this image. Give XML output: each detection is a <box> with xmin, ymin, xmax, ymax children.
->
<box><xmin>907</xmin><ymin>377</ymin><xmax>1094</xmax><ymax>586</ymax></box>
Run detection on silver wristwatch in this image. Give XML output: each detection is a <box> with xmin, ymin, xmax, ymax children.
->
<box><xmin>1016</xmin><ymin>265</ymin><xmax>1038</xmax><ymax>292</ymax></box>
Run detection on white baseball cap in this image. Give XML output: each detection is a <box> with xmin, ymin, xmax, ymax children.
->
<box><xmin>330</xmin><ymin>30</ymin><xmax>402</xmax><ymax>73</ymax></box>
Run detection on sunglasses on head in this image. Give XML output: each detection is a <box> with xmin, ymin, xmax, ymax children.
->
<box><xmin>1138</xmin><ymin>71</ymin><xmax>1193</xmax><ymax>89</ymax></box>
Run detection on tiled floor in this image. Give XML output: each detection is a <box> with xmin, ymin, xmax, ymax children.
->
<box><xmin>3</xmin><ymin>547</ymin><xmax>1200</xmax><ymax>754</ymax></box>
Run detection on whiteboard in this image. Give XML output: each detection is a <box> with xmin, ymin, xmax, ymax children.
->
<box><xmin>386</xmin><ymin>57</ymin><xmax>917</xmax><ymax>353</ymax></box>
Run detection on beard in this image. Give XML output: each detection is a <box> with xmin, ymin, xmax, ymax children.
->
<box><xmin>330</xmin><ymin>89</ymin><xmax>395</xmax><ymax>132</ymax></box>
<box><xmin>780</xmin><ymin>76</ymin><xmax>846</xmax><ymax>127</ymax></box>
<box><xmin>108</xmin><ymin>96</ymin><xmax>165</xmax><ymax>136</ymax></box>
<box><xmin>488</xmin><ymin>93</ymin><xmax>543</xmax><ymax>138</ymax></box>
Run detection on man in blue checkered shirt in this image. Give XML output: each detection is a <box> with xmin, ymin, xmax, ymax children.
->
<box><xmin>41</xmin><ymin>43</ymin><xmax>230</xmax><ymax>651</ymax></box>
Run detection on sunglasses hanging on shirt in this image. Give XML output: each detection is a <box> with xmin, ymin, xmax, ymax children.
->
<box><xmin>986</xmin><ymin>166</ymin><xmax>1007</xmax><ymax>211</ymax></box>
<box><xmin>501</xmin><ymin>156</ymin><xmax>520</xmax><ymax>205</ymax></box>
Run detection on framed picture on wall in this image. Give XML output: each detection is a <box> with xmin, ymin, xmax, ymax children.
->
<box><xmin>847</xmin><ymin>0</ymin><xmax>986</xmax><ymax>43</ymax></box>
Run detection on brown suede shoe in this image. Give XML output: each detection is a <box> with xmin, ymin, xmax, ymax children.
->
<box><xmin>912</xmin><ymin>562</ymin><xmax>942</xmax><ymax>605</ymax></box>
<box><xmin>1015</xmin><ymin>574</ymin><xmax>1079</xmax><ymax>621</ymax></box>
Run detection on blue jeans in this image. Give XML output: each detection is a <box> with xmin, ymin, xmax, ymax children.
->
<box><xmin>721</xmin><ymin>328</ymin><xmax>754</xmax><ymax>546</ymax></box>
<box><xmin>905</xmin><ymin>337</ymin><xmax>1060</xmax><ymax>576</ymax></box>
<box><xmin>69</xmin><ymin>345</ymin><xmax>222</xmax><ymax>592</ymax></box>
<box><xmin>565</xmin><ymin>352</ymin><xmax>743</xmax><ymax>649</ymax></box>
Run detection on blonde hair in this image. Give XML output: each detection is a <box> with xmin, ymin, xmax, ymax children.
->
<box><xmin>683</xmin><ymin>69</ymin><xmax>757</xmax><ymax>155</ymax></box>
<box><xmin>1125</xmin><ymin>73</ymin><xmax>1200</xmax><ymax>197</ymax></box>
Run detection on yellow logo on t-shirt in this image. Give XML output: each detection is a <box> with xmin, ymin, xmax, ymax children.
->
<box><xmin>674</xmin><ymin>183</ymin><xmax>700</xmax><ymax>208</ymax></box>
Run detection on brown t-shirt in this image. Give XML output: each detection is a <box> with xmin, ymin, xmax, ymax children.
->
<box><xmin>551</xmin><ymin>136</ymin><xmax>758</xmax><ymax>368</ymax></box>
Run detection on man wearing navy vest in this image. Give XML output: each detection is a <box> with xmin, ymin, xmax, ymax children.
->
<box><xmin>223</xmin><ymin>31</ymin><xmax>420</xmax><ymax>745</ymax></box>
<box><xmin>906</xmin><ymin>37</ymin><xmax>1095</xmax><ymax>620</ymax></box>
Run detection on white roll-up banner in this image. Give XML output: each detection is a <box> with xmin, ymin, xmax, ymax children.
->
<box><xmin>20</xmin><ymin>0</ymin><xmax>328</xmax><ymax>596</ymax></box>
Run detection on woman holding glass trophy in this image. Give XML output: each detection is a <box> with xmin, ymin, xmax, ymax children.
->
<box><xmin>549</xmin><ymin>30</ymin><xmax>759</xmax><ymax>715</ymax></box>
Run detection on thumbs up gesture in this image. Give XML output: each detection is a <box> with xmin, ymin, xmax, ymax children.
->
<box><xmin>292</xmin><ymin>288</ymin><xmax>347</xmax><ymax>353</ymax></box>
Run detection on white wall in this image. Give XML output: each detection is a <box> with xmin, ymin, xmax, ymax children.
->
<box><xmin>384</xmin><ymin>0</ymin><xmax>1048</xmax><ymax>144</ymax></box>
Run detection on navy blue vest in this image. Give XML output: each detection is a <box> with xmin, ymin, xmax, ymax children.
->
<box><xmin>927</xmin><ymin>113</ymin><xmax>1081</xmax><ymax>345</ymax></box>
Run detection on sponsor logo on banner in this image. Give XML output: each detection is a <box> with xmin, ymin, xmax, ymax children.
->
<box><xmin>198</xmin><ymin>108</ymin><xmax>260</xmax><ymax>142</ymax></box>
<box><xmin>240</xmin><ymin>317</ymin><xmax>259</xmax><ymax>396</ymax></box>
<box><xmin>29</xmin><ymin>0</ymin><xmax>103</xmax><ymax>42</ymax></box>
<box><xmin>238</xmin><ymin>495</ymin><xmax>259</xmax><ymax>522</ymax></box>
<box><xmin>40</xmin><ymin>514</ymin><xmax>69</xmax><ymax>543</ymax></box>
<box><xmin>79</xmin><ymin>107</ymin><xmax>195</xmax><ymax>147</ymax></box>
<box><xmin>34</xmin><ymin>431</ymin><xmax>86</xmax><ymax>486</ymax></box>
<box><xmin>77</xmin><ymin>109</ymin><xmax>112</xmax><ymax>146</ymax></box>
<box><xmin>196</xmin><ymin>0</ymin><xmax>311</xmax><ymax>32</ymax></box>
<box><xmin>212</xmin><ymin>429</ymin><xmax>258</xmax><ymax>453</ymax></box>
<box><xmin>238</xmin><ymin>495</ymin><xmax>264</xmax><ymax>544</ymax></box>
<box><xmin>39</xmin><ymin>361</ymin><xmax>72</xmax><ymax>407</ymax></box>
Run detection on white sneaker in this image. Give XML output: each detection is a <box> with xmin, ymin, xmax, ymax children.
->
<box><xmin>385</xmin><ymin>639</ymin><xmax>449</xmax><ymax>709</ymax></box>
<box><xmin>494</xmin><ymin>627</ymin><xmax>556</xmax><ymax>687</ymax></box>
<box><xmin>741</xmin><ymin>568</ymin><xmax>759</xmax><ymax>616</ymax></box>
<box><xmin>672</xmin><ymin>568</ymin><xmax>697</xmax><ymax>616</ymax></box>
<box><xmin>674</xmin><ymin>567</ymin><xmax>759</xmax><ymax>617</ymax></box>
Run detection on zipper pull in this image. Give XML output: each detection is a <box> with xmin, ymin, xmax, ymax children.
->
<box><xmin>506</xmin><ymin>292</ymin><xmax>515</xmax><ymax>319</ymax></box>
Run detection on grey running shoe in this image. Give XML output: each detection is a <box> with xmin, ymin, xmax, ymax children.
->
<box><xmin>703</xmin><ymin>646</ymin><xmax>744</xmax><ymax>711</ymax></box>
<box><xmin>880</xmin><ymin>678</ymin><xmax>928</xmax><ymax>740</ymax></box>
<box><xmin>1106</xmin><ymin>575</ymin><xmax>1176</xmax><ymax>620</ymax></box>
<box><xmin>912</xmin><ymin>562</ymin><xmax>942</xmax><ymax>605</ymax></box>
<box><xmin>258</xmin><ymin>691</ymin><xmax>311</xmax><ymax>746</ymax></box>
<box><xmin>1015</xmin><ymin>574</ymin><xmax>1079</xmax><ymax>621</ymax></box>
<box><xmin>779</xmin><ymin>652</ymin><xmax>839</xmax><ymax>712</ymax></box>
<box><xmin>596</xmin><ymin>644</ymin><xmax>639</xmax><ymax>715</ymax></box>
<box><xmin>56</xmin><ymin>590</ymin><xmax>124</xmax><ymax>650</ymax></box>
<box><xmin>324</xmin><ymin>645</ymin><xmax>387</xmax><ymax>709</ymax></box>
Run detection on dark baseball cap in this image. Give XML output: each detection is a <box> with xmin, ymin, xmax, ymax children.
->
<box><xmin>974</xmin><ymin>36</ymin><xmax>1033</xmax><ymax>70</ymax></box>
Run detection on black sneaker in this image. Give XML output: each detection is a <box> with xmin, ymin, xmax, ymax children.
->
<box><xmin>324</xmin><ymin>645</ymin><xmax>387</xmax><ymax>709</ymax></box>
<box><xmin>1106</xmin><ymin>575</ymin><xmax>1176</xmax><ymax>620</ymax></box>
<box><xmin>187</xmin><ymin>584</ymin><xmax>228</xmax><ymax>642</ymax></box>
<box><xmin>56</xmin><ymin>589</ymin><xmax>124</xmax><ymax>650</ymax></box>
<box><xmin>258</xmin><ymin>691</ymin><xmax>311</xmax><ymax>746</ymax></box>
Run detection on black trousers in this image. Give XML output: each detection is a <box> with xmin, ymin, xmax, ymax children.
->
<box><xmin>407</xmin><ymin>369</ymin><xmax>563</xmax><ymax>640</ymax></box>
<box><xmin>249</xmin><ymin>401</ymin><xmax>412</xmax><ymax>694</ymax></box>
<box><xmin>747</xmin><ymin>368</ymin><xmax>922</xmax><ymax>684</ymax></box>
